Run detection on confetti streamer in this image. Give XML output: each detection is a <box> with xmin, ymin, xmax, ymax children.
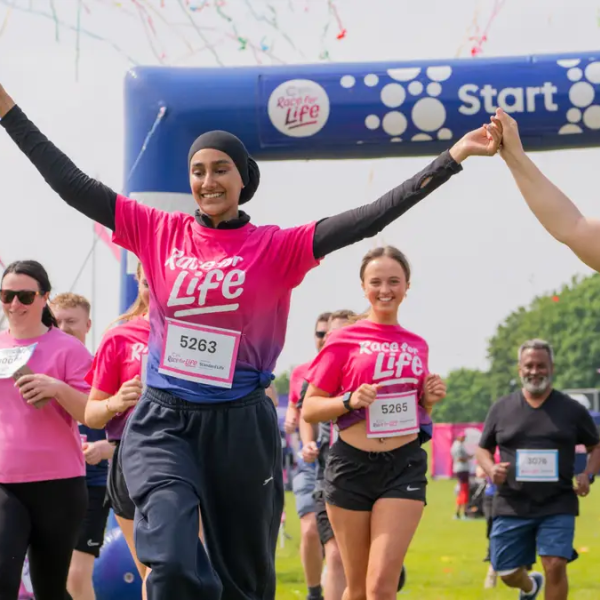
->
<box><xmin>189</xmin><ymin>1</ymin><xmax>209</xmax><ymax>12</ymax></box>
<box><xmin>49</xmin><ymin>0</ymin><xmax>59</xmax><ymax>41</ymax></box>
<box><xmin>175</xmin><ymin>0</ymin><xmax>224</xmax><ymax>65</ymax></box>
<box><xmin>132</xmin><ymin>0</ymin><xmax>167</xmax><ymax>62</ymax></box>
<box><xmin>3</xmin><ymin>0</ymin><xmax>344</xmax><ymax>71</ymax></box>
<box><xmin>75</xmin><ymin>0</ymin><xmax>82</xmax><ymax>81</ymax></box>
<box><xmin>0</xmin><ymin>0</ymin><xmax>140</xmax><ymax>64</ymax></box>
<box><xmin>468</xmin><ymin>0</ymin><xmax>506</xmax><ymax>57</ymax></box>
<box><xmin>455</xmin><ymin>4</ymin><xmax>480</xmax><ymax>57</ymax></box>
<box><xmin>327</xmin><ymin>0</ymin><xmax>346</xmax><ymax>40</ymax></box>
<box><xmin>139</xmin><ymin>0</ymin><xmax>194</xmax><ymax>55</ymax></box>
<box><xmin>243</xmin><ymin>0</ymin><xmax>302</xmax><ymax>56</ymax></box>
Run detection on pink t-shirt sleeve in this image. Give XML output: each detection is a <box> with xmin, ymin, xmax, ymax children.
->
<box><xmin>288</xmin><ymin>365</ymin><xmax>304</xmax><ymax>405</ymax></box>
<box><xmin>305</xmin><ymin>339</ymin><xmax>347</xmax><ymax>396</ymax></box>
<box><xmin>86</xmin><ymin>335</ymin><xmax>122</xmax><ymax>396</ymax></box>
<box><xmin>112</xmin><ymin>194</ymin><xmax>168</xmax><ymax>258</ymax></box>
<box><xmin>272</xmin><ymin>222</ymin><xmax>320</xmax><ymax>288</ymax></box>
<box><xmin>63</xmin><ymin>344</ymin><xmax>93</xmax><ymax>394</ymax></box>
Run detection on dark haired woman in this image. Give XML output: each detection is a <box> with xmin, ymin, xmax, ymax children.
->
<box><xmin>0</xmin><ymin>85</ymin><xmax>500</xmax><ymax>600</ymax></box>
<box><xmin>0</xmin><ymin>260</ymin><xmax>92</xmax><ymax>600</ymax></box>
<box><xmin>303</xmin><ymin>246</ymin><xmax>446</xmax><ymax>600</ymax></box>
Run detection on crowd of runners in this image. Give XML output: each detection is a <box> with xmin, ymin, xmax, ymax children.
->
<box><xmin>0</xmin><ymin>78</ymin><xmax>599</xmax><ymax>600</ymax></box>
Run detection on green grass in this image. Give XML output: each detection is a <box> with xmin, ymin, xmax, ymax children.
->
<box><xmin>276</xmin><ymin>479</ymin><xmax>600</xmax><ymax>599</ymax></box>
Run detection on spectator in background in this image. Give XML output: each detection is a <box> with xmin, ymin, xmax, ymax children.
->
<box><xmin>299</xmin><ymin>309</ymin><xmax>356</xmax><ymax>600</ymax></box>
<box><xmin>51</xmin><ymin>292</ymin><xmax>114</xmax><ymax>600</ymax></box>
<box><xmin>286</xmin><ymin>312</ymin><xmax>332</xmax><ymax>600</ymax></box>
<box><xmin>451</xmin><ymin>431</ymin><xmax>472</xmax><ymax>520</ymax></box>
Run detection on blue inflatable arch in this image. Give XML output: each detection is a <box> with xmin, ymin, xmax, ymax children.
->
<box><xmin>121</xmin><ymin>50</ymin><xmax>600</xmax><ymax>309</ymax></box>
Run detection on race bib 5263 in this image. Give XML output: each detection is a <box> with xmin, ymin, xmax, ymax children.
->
<box><xmin>159</xmin><ymin>318</ymin><xmax>240</xmax><ymax>389</ymax></box>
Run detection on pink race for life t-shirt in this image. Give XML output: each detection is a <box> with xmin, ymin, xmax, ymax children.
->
<box><xmin>0</xmin><ymin>327</ymin><xmax>91</xmax><ymax>483</ymax></box>
<box><xmin>305</xmin><ymin>320</ymin><xmax>432</xmax><ymax>432</ymax></box>
<box><xmin>289</xmin><ymin>361</ymin><xmax>311</xmax><ymax>406</ymax></box>
<box><xmin>86</xmin><ymin>317</ymin><xmax>150</xmax><ymax>442</ymax></box>
<box><xmin>112</xmin><ymin>195</ymin><xmax>319</xmax><ymax>403</ymax></box>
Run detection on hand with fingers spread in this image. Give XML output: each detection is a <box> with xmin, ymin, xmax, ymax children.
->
<box><xmin>491</xmin><ymin>461</ymin><xmax>511</xmax><ymax>485</ymax></box>
<box><xmin>348</xmin><ymin>383</ymin><xmax>379</xmax><ymax>410</ymax></box>
<box><xmin>107</xmin><ymin>375</ymin><xmax>143</xmax><ymax>414</ymax></box>
<box><xmin>422</xmin><ymin>374</ymin><xmax>446</xmax><ymax>407</ymax></box>
<box><xmin>15</xmin><ymin>373</ymin><xmax>61</xmax><ymax>408</ymax></box>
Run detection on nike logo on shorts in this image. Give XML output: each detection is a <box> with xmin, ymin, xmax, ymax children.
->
<box><xmin>263</xmin><ymin>476</ymin><xmax>274</xmax><ymax>486</ymax></box>
<box><xmin>406</xmin><ymin>485</ymin><xmax>420</xmax><ymax>491</ymax></box>
<box><xmin>87</xmin><ymin>539</ymin><xmax>100</xmax><ymax>547</ymax></box>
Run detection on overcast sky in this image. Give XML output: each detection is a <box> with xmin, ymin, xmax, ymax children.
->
<box><xmin>1</xmin><ymin>0</ymin><xmax>599</xmax><ymax>377</ymax></box>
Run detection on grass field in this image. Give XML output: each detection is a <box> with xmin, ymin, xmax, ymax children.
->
<box><xmin>275</xmin><ymin>479</ymin><xmax>600</xmax><ymax>599</ymax></box>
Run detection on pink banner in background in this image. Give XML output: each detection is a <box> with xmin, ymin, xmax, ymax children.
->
<box><xmin>431</xmin><ymin>422</ymin><xmax>485</xmax><ymax>478</ymax></box>
<box><xmin>94</xmin><ymin>222</ymin><xmax>121</xmax><ymax>261</ymax></box>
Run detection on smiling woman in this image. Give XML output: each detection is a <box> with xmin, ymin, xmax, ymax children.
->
<box><xmin>0</xmin><ymin>260</ymin><xmax>93</xmax><ymax>600</ymax></box>
<box><xmin>0</xmin><ymin>81</ymin><xmax>501</xmax><ymax>600</ymax></box>
<box><xmin>301</xmin><ymin>245</ymin><xmax>447</xmax><ymax>600</ymax></box>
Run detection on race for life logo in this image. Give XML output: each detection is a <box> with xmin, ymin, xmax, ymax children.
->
<box><xmin>268</xmin><ymin>79</ymin><xmax>330</xmax><ymax>138</ymax></box>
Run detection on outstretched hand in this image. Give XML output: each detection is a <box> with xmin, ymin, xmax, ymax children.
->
<box><xmin>0</xmin><ymin>84</ymin><xmax>15</xmax><ymax>119</ymax></box>
<box><xmin>450</xmin><ymin>121</ymin><xmax>502</xmax><ymax>163</ymax></box>
<box><xmin>490</xmin><ymin>108</ymin><xmax>524</xmax><ymax>163</ymax></box>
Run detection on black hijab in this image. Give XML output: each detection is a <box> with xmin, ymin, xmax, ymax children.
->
<box><xmin>188</xmin><ymin>131</ymin><xmax>260</xmax><ymax>205</ymax></box>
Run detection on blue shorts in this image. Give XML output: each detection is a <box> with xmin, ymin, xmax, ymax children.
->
<box><xmin>490</xmin><ymin>514</ymin><xmax>577</xmax><ymax>574</ymax></box>
<box><xmin>292</xmin><ymin>464</ymin><xmax>317</xmax><ymax>518</ymax></box>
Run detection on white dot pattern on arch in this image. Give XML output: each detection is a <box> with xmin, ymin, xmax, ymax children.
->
<box><xmin>339</xmin><ymin>64</ymin><xmax>454</xmax><ymax>143</ymax></box>
<box><xmin>558</xmin><ymin>58</ymin><xmax>600</xmax><ymax>135</ymax></box>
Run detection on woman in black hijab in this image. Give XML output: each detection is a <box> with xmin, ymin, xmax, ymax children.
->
<box><xmin>0</xmin><ymin>83</ymin><xmax>501</xmax><ymax>600</ymax></box>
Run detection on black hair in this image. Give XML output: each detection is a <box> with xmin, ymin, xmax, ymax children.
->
<box><xmin>1</xmin><ymin>260</ymin><xmax>58</xmax><ymax>328</ymax></box>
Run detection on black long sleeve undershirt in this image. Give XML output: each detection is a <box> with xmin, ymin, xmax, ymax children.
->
<box><xmin>1</xmin><ymin>105</ymin><xmax>463</xmax><ymax>257</ymax></box>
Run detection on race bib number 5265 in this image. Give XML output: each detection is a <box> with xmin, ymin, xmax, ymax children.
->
<box><xmin>366</xmin><ymin>390</ymin><xmax>419</xmax><ymax>439</ymax></box>
<box><xmin>159</xmin><ymin>318</ymin><xmax>241</xmax><ymax>389</ymax></box>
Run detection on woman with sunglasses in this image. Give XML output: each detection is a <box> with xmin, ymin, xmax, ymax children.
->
<box><xmin>0</xmin><ymin>260</ymin><xmax>92</xmax><ymax>600</ymax></box>
<box><xmin>302</xmin><ymin>246</ymin><xmax>447</xmax><ymax>600</ymax></box>
<box><xmin>0</xmin><ymin>85</ymin><xmax>500</xmax><ymax>600</ymax></box>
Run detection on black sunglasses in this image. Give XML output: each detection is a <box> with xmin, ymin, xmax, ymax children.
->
<box><xmin>315</xmin><ymin>331</ymin><xmax>326</xmax><ymax>339</ymax></box>
<box><xmin>0</xmin><ymin>290</ymin><xmax>41</xmax><ymax>306</ymax></box>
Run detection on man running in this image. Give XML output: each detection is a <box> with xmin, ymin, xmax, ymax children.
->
<box><xmin>51</xmin><ymin>293</ymin><xmax>114</xmax><ymax>600</ymax></box>
<box><xmin>476</xmin><ymin>339</ymin><xmax>600</xmax><ymax>600</ymax></box>
<box><xmin>287</xmin><ymin>312</ymin><xmax>332</xmax><ymax>600</ymax></box>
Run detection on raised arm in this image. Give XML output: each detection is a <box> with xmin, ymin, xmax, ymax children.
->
<box><xmin>494</xmin><ymin>108</ymin><xmax>600</xmax><ymax>272</ymax></box>
<box><xmin>0</xmin><ymin>87</ymin><xmax>117</xmax><ymax>229</ymax></box>
<box><xmin>312</xmin><ymin>124</ymin><xmax>502</xmax><ymax>258</ymax></box>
